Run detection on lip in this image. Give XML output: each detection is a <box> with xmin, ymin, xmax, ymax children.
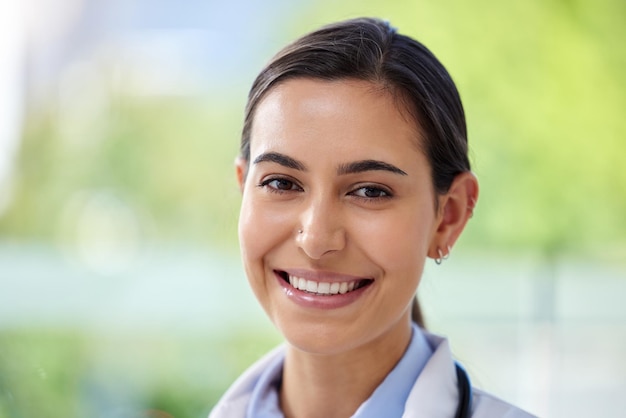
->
<box><xmin>273</xmin><ymin>269</ymin><xmax>374</xmax><ymax>309</ymax></box>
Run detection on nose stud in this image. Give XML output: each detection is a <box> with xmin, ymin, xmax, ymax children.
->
<box><xmin>298</xmin><ymin>229</ymin><xmax>303</xmax><ymax>234</ymax></box>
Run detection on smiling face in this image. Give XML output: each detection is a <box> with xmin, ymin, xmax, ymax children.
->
<box><xmin>237</xmin><ymin>78</ymin><xmax>442</xmax><ymax>355</ymax></box>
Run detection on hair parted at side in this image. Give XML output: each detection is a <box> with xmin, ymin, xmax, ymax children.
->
<box><xmin>240</xmin><ymin>17</ymin><xmax>472</xmax><ymax>327</ymax></box>
<box><xmin>241</xmin><ymin>17</ymin><xmax>471</xmax><ymax>196</ymax></box>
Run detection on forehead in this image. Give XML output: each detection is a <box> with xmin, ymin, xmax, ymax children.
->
<box><xmin>250</xmin><ymin>78</ymin><xmax>424</xmax><ymax>162</ymax></box>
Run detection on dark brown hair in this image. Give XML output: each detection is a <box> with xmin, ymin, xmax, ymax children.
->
<box><xmin>240</xmin><ymin>17</ymin><xmax>471</xmax><ymax>327</ymax></box>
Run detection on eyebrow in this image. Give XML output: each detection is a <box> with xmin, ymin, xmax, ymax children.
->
<box><xmin>253</xmin><ymin>152</ymin><xmax>307</xmax><ymax>171</ymax></box>
<box><xmin>337</xmin><ymin>160</ymin><xmax>407</xmax><ymax>176</ymax></box>
<box><xmin>252</xmin><ymin>152</ymin><xmax>407</xmax><ymax>176</ymax></box>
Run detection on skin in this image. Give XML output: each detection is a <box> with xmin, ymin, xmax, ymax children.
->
<box><xmin>236</xmin><ymin>78</ymin><xmax>478</xmax><ymax>418</ymax></box>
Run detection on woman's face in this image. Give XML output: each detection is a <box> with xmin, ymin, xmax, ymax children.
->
<box><xmin>237</xmin><ymin>78</ymin><xmax>442</xmax><ymax>355</ymax></box>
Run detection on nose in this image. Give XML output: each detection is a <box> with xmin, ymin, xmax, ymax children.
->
<box><xmin>296</xmin><ymin>197</ymin><xmax>346</xmax><ymax>260</ymax></box>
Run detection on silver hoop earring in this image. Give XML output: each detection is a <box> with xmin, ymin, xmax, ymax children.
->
<box><xmin>435</xmin><ymin>248</ymin><xmax>444</xmax><ymax>265</ymax></box>
<box><xmin>435</xmin><ymin>246</ymin><xmax>451</xmax><ymax>265</ymax></box>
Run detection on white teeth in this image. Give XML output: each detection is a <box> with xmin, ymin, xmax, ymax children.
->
<box><xmin>317</xmin><ymin>282</ymin><xmax>331</xmax><ymax>294</ymax></box>
<box><xmin>305</xmin><ymin>280</ymin><xmax>318</xmax><ymax>293</ymax></box>
<box><xmin>287</xmin><ymin>275</ymin><xmax>363</xmax><ymax>296</ymax></box>
<box><xmin>339</xmin><ymin>282</ymin><xmax>348</xmax><ymax>294</ymax></box>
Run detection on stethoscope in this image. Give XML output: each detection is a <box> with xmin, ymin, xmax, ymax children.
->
<box><xmin>454</xmin><ymin>362</ymin><xmax>473</xmax><ymax>418</ymax></box>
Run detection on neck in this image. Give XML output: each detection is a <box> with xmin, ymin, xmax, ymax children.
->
<box><xmin>279</xmin><ymin>317</ymin><xmax>413</xmax><ymax>418</ymax></box>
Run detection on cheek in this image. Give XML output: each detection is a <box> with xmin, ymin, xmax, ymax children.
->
<box><xmin>238</xmin><ymin>196</ymin><xmax>266</xmax><ymax>270</ymax></box>
<box><xmin>354</xmin><ymin>206</ymin><xmax>433</xmax><ymax>276</ymax></box>
<box><xmin>238</xmin><ymin>194</ymin><xmax>294</xmax><ymax>269</ymax></box>
<box><xmin>238</xmin><ymin>196</ymin><xmax>273</xmax><ymax>308</ymax></box>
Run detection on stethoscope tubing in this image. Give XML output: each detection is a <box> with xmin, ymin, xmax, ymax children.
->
<box><xmin>454</xmin><ymin>362</ymin><xmax>473</xmax><ymax>418</ymax></box>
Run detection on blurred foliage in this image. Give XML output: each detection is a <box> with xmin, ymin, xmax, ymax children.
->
<box><xmin>1</xmin><ymin>97</ymin><xmax>243</xmax><ymax>251</ymax></box>
<box><xmin>0</xmin><ymin>2</ymin><xmax>625</xmax><ymax>417</ymax></box>
<box><xmin>1</xmin><ymin>0</ymin><xmax>625</xmax><ymax>257</ymax></box>
<box><xmin>0</xmin><ymin>328</ymin><xmax>281</xmax><ymax>418</ymax></box>
<box><xmin>293</xmin><ymin>0</ymin><xmax>626</xmax><ymax>255</ymax></box>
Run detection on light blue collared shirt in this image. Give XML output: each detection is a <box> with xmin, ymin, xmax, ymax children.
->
<box><xmin>246</xmin><ymin>323</ymin><xmax>433</xmax><ymax>418</ymax></box>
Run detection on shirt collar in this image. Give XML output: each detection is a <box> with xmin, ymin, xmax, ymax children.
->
<box><xmin>351</xmin><ymin>323</ymin><xmax>433</xmax><ymax>417</ymax></box>
<box><xmin>245</xmin><ymin>323</ymin><xmax>433</xmax><ymax>418</ymax></box>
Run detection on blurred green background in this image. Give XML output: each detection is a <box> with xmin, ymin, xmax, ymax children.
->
<box><xmin>0</xmin><ymin>0</ymin><xmax>625</xmax><ymax>417</ymax></box>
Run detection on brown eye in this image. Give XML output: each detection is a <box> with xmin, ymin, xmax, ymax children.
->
<box><xmin>271</xmin><ymin>179</ymin><xmax>295</xmax><ymax>190</ymax></box>
<box><xmin>260</xmin><ymin>177</ymin><xmax>302</xmax><ymax>192</ymax></box>
<box><xmin>364</xmin><ymin>188</ymin><xmax>386</xmax><ymax>198</ymax></box>
<box><xmin>352</xmin><ymin>186</ymin><xmax>391</xmax><ymax>199</ymax></box>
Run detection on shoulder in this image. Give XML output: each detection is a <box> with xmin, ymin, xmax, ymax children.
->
<box><xmin>471</xmin><ymin>389</ymin><xmax>538</xmax><ymax>418</ymax></box>
<box><xmin>405</xmin><ymin>330</ymin><xmax>538</xmax><ymax>418</ymax></box>
<box><xmin>208</xmin><ymin>345</ymin><xmax>285</xmax><ymax>418</ymax></box>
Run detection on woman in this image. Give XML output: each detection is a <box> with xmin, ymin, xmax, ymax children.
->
<box><xmin>210</xmin><ymin>17</ymin><xmax>536</xmax><ymax>418</ymax></box>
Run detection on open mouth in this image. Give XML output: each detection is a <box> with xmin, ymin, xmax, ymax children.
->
<box><xmin>276</xmin><ymin>270</ymin><xmax>373</xmax><ymax>296</ymax></box>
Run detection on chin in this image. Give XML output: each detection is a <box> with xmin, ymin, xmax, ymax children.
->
<box><xmin>281</xmin><ymin>323</ymin><xmax>363</xmax><ymax>356</ymax></box>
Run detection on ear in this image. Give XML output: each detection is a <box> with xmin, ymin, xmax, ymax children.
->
<box><xmin>235</xmin><ymin>156</ymin><xmax>248</xmax><ymax>193</ymax></box>
<box><xmin>428</xmin><ymin>172</ymin><xmax>479</xmax><ymax>260</ymax></box>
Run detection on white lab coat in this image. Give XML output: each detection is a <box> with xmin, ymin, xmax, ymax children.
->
<box><xmin>209</xmin><ymin>331</ymin><xmax>537</xmax><ymax>418</ymax></box>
